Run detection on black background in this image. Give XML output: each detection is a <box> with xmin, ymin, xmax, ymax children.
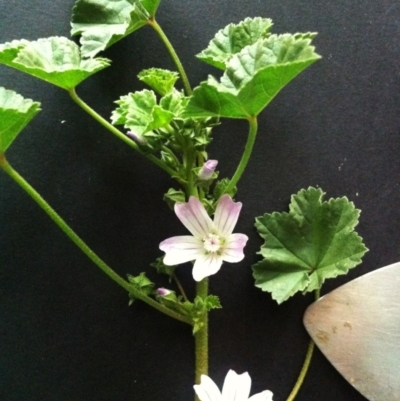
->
<box><xmin>1</xmin><ymin>1</ymin><xmax>399</xmax><ymax>400</ymax></box>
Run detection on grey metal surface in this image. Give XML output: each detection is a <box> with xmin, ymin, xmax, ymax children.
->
<box><xmin>304</xmin><ymin>262</ymin><xmax>400</xmax><ymax>401</ymax></box>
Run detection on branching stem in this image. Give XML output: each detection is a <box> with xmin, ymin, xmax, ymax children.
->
<box><xmin>0</xmin><ymin>154</ymin><xmax>192</xmax><ymax>325</ymax></box>
<box><xmin>68</xmin><ymin>88</ymin><xmax>176</xmax><ymax>177</ymax></box>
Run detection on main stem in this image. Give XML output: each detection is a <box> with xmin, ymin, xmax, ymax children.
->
<box><xmin>149</xmin><ymin>19</ymin><xmax>192</xmax><ymax>95</ymax></box>
<box><xmin>194</xmin><ymin>277</ymin><xmax>209</xmax><ymax>400</ymax></box>
<box><xmin>224</xmin><ymin>115</ymin><xmax>258</xmax><ymax>196</ymax></box>
<box><xmin>0</xmin><ymin>154</ymin><xmax>191</xmax><ymax>325</ymax></box>
<box><xmin>68</xmin><ymin>88</ymin><xmax>176</xmax><ymax>177</ymax></box>
<box><xmin>285</xmin><ymin>289</ymin><xmax>321</xmax><ymax>401</ymax></box>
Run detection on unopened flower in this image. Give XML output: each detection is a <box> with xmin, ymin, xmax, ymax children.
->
<box><xmin>126</xmin><ymin>131</ymin><xmax>147</xmax><ymax>146</ymax></box>
<box><xmin>159</xmin><ymin>195</ymin><xmax>248</xmax><ymax>281</ymax></box>
<box><xmin>194</xmin><ymin>370</ymin><xmax>274</xmax><ymax>401</ymax></box>
<box><xmin>156</xmin><ymin>288</ymin><xmax>172</xmax><ymax>296</ymax></box>
<box><xmin>198</xmin><ymin>160</ymin><xmax>218</xmax><ymax>180</ymax></box>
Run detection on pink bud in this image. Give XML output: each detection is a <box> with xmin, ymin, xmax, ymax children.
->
<box><xmin>157</xmin><ymin>288</ymin><xmax>171</xmax><ymax>296</ymax></box>
<box><xmin>127</xmin><ymin>131</ymin><xmax>147</xmax><ymax>146</ymax></box>
<box><xmin>198</xmin><ymin>160</ymin><xmax>218</xmax><ymax>180</ymax></box>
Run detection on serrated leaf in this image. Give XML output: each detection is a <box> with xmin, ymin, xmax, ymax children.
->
<box><xmin>71</xmin><ymin>0</ymin><xmax>161</xmax><ymax>58</ymax></box>
<box><xmin>0</xmin><ymin>37</ymin><xmax>110</xmax><ymax>89</ymax></box>
<box><xmin>0</xmin><ymin>88</ymin><xmax>41</xmax><ymax>153</ymax></box>
<box><xmin>184</xmin><ymin>33</ymin><xmax>321</xmax><ymax>119</ymax></box>
<box><xmin>197</xmin><ymin>17</ymin><xmax>273</xmax><ymax>70</ymax></box>
<box><xmin>111</xmin><ymin>89</ymin><xmax>174</xmax><ymax>138</ymax></box>
<box><xmin>252</xmin><ymin>187</ymin><xmax>368</xmax><ymax>304</ymax></box>
<box><xmin>138</xmin><ymin>68</ymin><xmax>179</xmax><ymax>96</ymax></box>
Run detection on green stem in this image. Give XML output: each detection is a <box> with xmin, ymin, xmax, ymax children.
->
<box><xmin>0</xmin><ymin>154</ymin><xmax>192</xmax><ymax>325</ymax></box>
<box><xmin>223</xmin><ymin>116</ymin><xmax>258</xmax><ymax>196</ymax></box>
<box><xmin>172</xmin><ymin>273</ymin><xmax>189</xmax><ymax>302</ymax></box>
<box><xmin>194</xmin><ymin>278</ymin><xmax>209</xmax><ymax>396</ymax></box>
<box><xmin>285</xmin><ymin>289</ymin><xmax>320</xmax><ymax>401</ymax></box>
<box><xmin>149</xmin><ymin>19</ymin><xmax>192</xmax><ymax>95</ymax></box>
<box><xmin>185</xmin><ymin>146</ymin><xmax>197</xmax><ymax>198</ymax></box>
<box><xmin>68</xmin><ymin>88</ymin><xmax>176</xmax><ymax>177</ymax></box>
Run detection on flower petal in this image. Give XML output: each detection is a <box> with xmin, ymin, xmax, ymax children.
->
<box><xmin>214</xmin><ymin>195</ymin><xmax>243</xmax><ymax>236</ymax></box>
<box><xmin>222</xmin><ymin>370</ymin><xmax>251</xmax><ymax>401</ymax></box>
<box><xmin>222</xmin><ymin>233</ymin><xmax>249</xmax><ymax>263</ymax></box>
<box><xmin>159</xmin><ymin>236</ymin><xmax>203</xmax><ymax>265</ymax></box>
<box><xmin>194</xmin><ymin>374</ymin><xmax>223</xmax><ymax>401</ymax></box>
<box><xmin>175</xmin><ymin>196</ymin><xmax>214</xmax><ymax>238</ymax></box>
<box><xmin>248</xmin><ymin>390</ymin><xmax>274</xmax><ymax>401</ymax></box>
<box><xmin>192</xmin><ymin>253</ymin><xmax>223</xmax><ymax>281</ymax></box>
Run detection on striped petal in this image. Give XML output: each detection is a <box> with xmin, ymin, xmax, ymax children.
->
<box><xmin>192</xmin><ymin>253</ymin><xmax>223</xmax><ymax>281</ymax></box>
<box><xmin>159</xmin><ymin>236</ymin><xmax>203</xmax><ymax>265</ymax></box>
<box><xmin>194</xmin><ymin>374</ymin><xmax>223</xmax><ymax>401</ymax></box>
<box><xmin>222</xmin><ymin>370</ymin><xmax>251</xmax><ymax>401</ymax></box>
<box><xmin>222</xmin><ymin>233</ymin><xmax>248</xmax><ymax>263</ymax></box>
<box><xmin>175</xmin><ymin>196</ymin><xmax>214</xmax><ymax>238</ymax></box>
<box><xmin>214</xmin><ymin>195</ymin><xmax>243</xmax><ymax>236</ymax></box>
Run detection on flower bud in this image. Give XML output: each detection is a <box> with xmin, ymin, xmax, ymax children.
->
<box><xmin>198</xmin><ymin>160</ymin><xmax>218</xmax><ymax>180</ymax></box>
<box><xmin>127</xmin><ymin>131</ymin><xmax>147</xmax><ymax>146</ymax></box>
<box><xmin>157</xmin><ymin>287</ymin><xmax>172</xmax><ymax>296</ymax></box>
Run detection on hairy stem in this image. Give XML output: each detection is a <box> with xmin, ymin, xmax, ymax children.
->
<box><xmin>0</xmin><ymin>154</ymin><xmax>192</xmax><ymax>325</ymax></box>
<box><xmin>68</xmin><ymin>88</ymin><xmax>176</xmax><ymax>177</ymax></box>
<box><xmin>285</xmin><ymin>289</ymin><xmax>320</xmax><ymax>401</ymax></box>
<box><xmin>223</xmin><ymin>116</ymin><xmax>258</xmax><ymax>196</ymax></box>
<box><xmin>194</xmin><ymin>278</ymin><xmax>209</xmax><ymax>401</ymax></box>
<box><xmin>149</xmin><ymin>19</ymin><xmax>192</xmax><ymax>95</ymax></box>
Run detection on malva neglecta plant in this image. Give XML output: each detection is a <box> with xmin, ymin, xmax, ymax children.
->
<box><xmin>0</xmin><ymin>1</ymin><xmax>368</xmax><ymax>400</ymax></box>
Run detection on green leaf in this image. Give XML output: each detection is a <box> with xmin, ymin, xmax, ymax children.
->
<box><xmin>150</xmin><ymin>256</ymin><xmax>177</xmax><ymax>277</ymax></box>
<box><xmin>0</xmin><ymin>88</ymin><xmax>41</xmax><ymax>153</ymax></box>
<box><xmin>252</xmin><ymin>187</ymin><xmax>368</xmax><ymax>304</ymax></box>
<box><xmin>197</xmin><ymin>17</ymin><xmax>273</xmax><ymax>70</ymax></box>
<box><xmin>163</xmin><ymin>188</ymin><xmax>186</xmax><ymax>209</ymax></box>
<box><xmin>71</xmin><ymin>0</ymin><xmax>161</xmax><ymax>58</ymax></box>
<box><xmin>184</xmin><ymin>33</ymin><xmax>321</xmax><ymax>119</ymax></box>
<box><xmin>0</xmin><ymin>37</ymin><xmax>110</xmax><ymax>89</ymax></box>
<box><xmin>127</xmin><ymin>272</ymin><xmax>155</xmax><ymax>295</ymax></box>
<box><xmin>213</xmin><ymin>178</ymin><xmax>237</xmax><ymax>199</ymax></box>
<box><xmin>138</xmin><ymin>68</ymin><xmax>179</xmax><ymax>96</ymax></box>
<box><xmin>111</xmin><ymin>89</ymin><xmax>174</xmax><ymax>138</ymax></box>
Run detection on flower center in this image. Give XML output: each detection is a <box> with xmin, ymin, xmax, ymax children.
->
<box><xmin>202</xmin><ymin>233</ymin><xmax>222</xmax><ymax>253</ymax></box>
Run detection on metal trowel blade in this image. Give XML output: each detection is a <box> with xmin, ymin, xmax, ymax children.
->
<box><xmin>303</xmin><ymin>262</ymin><xmax>400</xmax><ymax>401</ymax></box>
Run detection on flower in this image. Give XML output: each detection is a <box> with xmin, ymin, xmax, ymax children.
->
<box><xmin>194</xmin><ymin>370</ymin><xmax>274</xmax><ymax>401</ymax></box>
<box><xmin>159</xmin><ymin>195</ymin><xmax>248</xmax><ymax>281</ymax></box>
<box><xmin>198</xmin><ymin>159</ymin><xmax>218</xmax><ymax>180</ymax></box>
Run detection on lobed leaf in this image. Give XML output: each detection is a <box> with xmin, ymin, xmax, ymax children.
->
<box><xmin>184</xmin><ymin>33</ymin><xmax>321</xmax><ymax>119</ymax></box>
<box><xmin>138</xmin><ymin>68</ymin><xmax>179</xmax><ymax>96</ymax></box>
<box><xmin>71</xmin><ymin>0</ymin><xmax>161</xmax><ymax>58</ymax></box>
<box><xmin>252</xmin><ymin>187</ymin><xmax>368</xmax><ymax>304</ymax></box>
<box><xmin>0</xmin><ymin>37</ymin><xmax>110</xmax><ymax>89</ymax></box>
<box><xmin>197</xmin><ymin>17</ymin><xmax>273</xmax><ymax>70</ymax></box>
<box><xmin>0</xmin><ymin>88</ymin><xmax>41</xmax><ymax>153</ymax></box>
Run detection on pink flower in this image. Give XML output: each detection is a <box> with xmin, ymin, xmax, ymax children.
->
<box><xmin>159</xmin><ymin>195</ymin><xmax>248</xmax><ymax>281</ymax></box>
<box><xmin>194</xmin><ymin>370</ymin><xmax>274</xmax><ymax>401</ymax></box>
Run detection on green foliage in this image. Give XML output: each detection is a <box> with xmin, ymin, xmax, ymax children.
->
<box><xmin>138</xmin><ymin>68</ymin><xmax>180</xmax><ymax>96</ymax></box>
<box><xmin>127</xmin><ymin>272</ymin><xmax>155</xmax><ymax>304</ymax></box>
<box><xmin>197</xmin><ymin>17</ymin><xmax>273</xmax><ymax>70</ymax></box>
<box><xmin>213</xmin><ymin>178</ymin><xmax>237</xmax><ymax>199</ymax></box>
<box><xmin>71</xmin><ymin>0</ymin><xmax>161</xmax><ymax>58</ymax></box>
<box><xmin>150</xmin><ymin>256</ymin><xmax>177</xmax><ymax>277</ymax></box>
<box><xmin>0</xmin><ymin>37</ymin><xmax>110</xmax><ymax>89</ymax></box>
<box><xmin>0</xmin><ymin>88</ymin><xmax>41</xmax><ymax>153</ymax></box>
<box><xmin>184</xmin><ymin>33</ymin><xmax>320</xmax><ymax>119</ymax></box>
<box><xmin>252</xmin><ymin>187</ymin><xmax>368</xmax><ymax>304</ymax></box>
<box><xmin>190</xmin><ymin>295</ymin><xmax>222</xmax><ymax>333</ymax></box>
<box><xmin>163</xmin><ymin>188</ymin><xmax>186</xmax><ymax>209</ymax></box>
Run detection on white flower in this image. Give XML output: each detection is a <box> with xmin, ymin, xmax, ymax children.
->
<box><xmin>159</xmin><ymin>195</ymin><xmax>248</xmax><ymax>281</ymax></box>
<box><xmin>194</xmin><ymin>370</ymin><xmax>274</xmax><ymax>401</ymax></box>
